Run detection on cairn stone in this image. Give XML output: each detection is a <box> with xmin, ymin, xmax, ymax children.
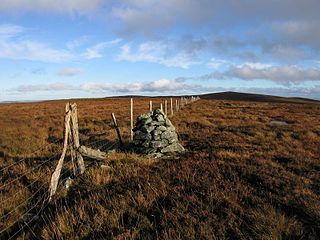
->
<box><xmin>133</xmin><ymin>109</ymin><xmax>185</xmax><ymax>157</ymax></box>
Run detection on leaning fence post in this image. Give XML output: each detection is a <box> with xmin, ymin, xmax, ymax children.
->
<box><xmin>130</xmin><ymin>98</ymin><xmax>133</xmax><ymax>141</ymax></box>
<box><xmin>111</xmin><ymin>113</ymin><xmax>123</xmax><ymax>147</ymax></box>
<box><xmin>49</xmin><ymin>103</ymin><xmax>71</xmax><ymax>202</ymax></box>
<box><xmin>160</xmin><ymin>103</ymin><xmax>163</xmax><ymax>112</ymax></box>
<box><xmin>170</xmin><ymin>98</ymin><xmax>173</xmax><ymax>116</ymax></box>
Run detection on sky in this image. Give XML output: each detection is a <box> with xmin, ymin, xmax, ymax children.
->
<box><xmin>0</xmin><ymin>0</ymin><xmax>320</xmax><ymax>101</ymax></box>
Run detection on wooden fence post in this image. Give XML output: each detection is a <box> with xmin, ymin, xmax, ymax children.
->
<box><xmin>165</xmin><ymin>100</ymin><xmax>168</xmax><ymax>115</ymax></box>
<box><xmin>160</xmin><ymin>103</ymin><xmax>163</xmax><ymax>112</ymax></box>
<box><xmin>70</xmin><ymin>104</ymin><xmax>85</xmax><ymax>174</ymax></box>
<box><xmin>176</xmin><ymin>99</ymin><xmax>178</xmax><ymax>112</ymax></box>
<box><xmin>170</xmin><ymin>98</ymin><xmax>173</xmax><ymax>116</ymax></box>
<box><xmin>130</xmin><ymin>98</ymin><xmax>133</xmax><ymax>141</ymax></box>
<box><xmin>49</xmin><ymin>103</ymin><xmax>71</xmax><ymax>201</ymax></box>
<box><xmin>149</xmin><ymin>100</ymin><xmax>152</xmax><ymax>112</ymax></box>
<box><xmin>111</xmin><ymin>113</ymin><xmax>123</xmax><ymax>147</ymax></box>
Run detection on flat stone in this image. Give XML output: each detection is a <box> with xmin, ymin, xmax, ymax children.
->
<box><xmin>141</xmin><ymin>140</ymin><xmax>150</xmax><ymax>148</ymax></box>
<box><xmin>137</xmin><ymin>112</ymin><xmax>152</xmax><ymax>122</ymax></box>
<box><xmin>153</xmin><ymin>109</ymin><xmax>165</xmax><ymax>116</ymax></box>
<box><xmin>156</xmin><ymin>125</ymin><xmax>167</xmax><ymax>132</ymax></box>
<box><xmin>101</xmin><ymin>164</ymin><xmax>112</xmax><ymax>170</ymax></box>
<box><xmin>152</xmin><ymin>129</ymin><xmax>162</xmax><ymax>136</ymax></box>
<box><xmin>153</xmin><ymin>134</ymin><xmax>161</xmax><ymax>141</ymax></box>
<box><xmin>133</xmin><ymin>139</ymin><xmax>142</xmax><ymax>145</ymax></box>
<box><xmin>141</xmin><ymin>125</ymin><xmax>155</xmax><ymax>133</ymax></box>
<box><xmin>150</xmin><ymin>140</ymin><xmax>168</xmax><ymax>149</ymax></box>
<box><xmin>161</xmin><ymin>143</ymin><xmax>185</xmax><ymax>153</ymax></box>
<box><xmin>156</xmin><ymin>114</ymin><xmax>165</xmax><ymax>123</ymax></box>
<box><xmin>165</xmin><ymin>118</ymin><xmax>173</xmax><ymax>127</ymax></box>
<box><xmin>134</xmin><ymin>130</ymin><xmax>152</xmax><ymax>141</ymax></box>
<box><xmin>161</xmin><ymin>131</ymin><xmax>178</xmax><ymax>141</ymax></box>
<box><xmin>166</xmin><ymin>126</ymin><xmax>176</xmax><ymax>132</ymax></box>
<box><xmin>147</xmin><ymin>152</ymin><xmax>163</xmax><ymax>158</ymax></box>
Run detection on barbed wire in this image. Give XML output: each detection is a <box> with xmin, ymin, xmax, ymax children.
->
<box><xmin>0</xmin><ymin>167</ymin><xmax>51</xmax><ymax>207</ymax></box>
<box><xmin>0</xmin><ymin>138</ymin><xmax>62</xmax><ymax>173</ymax></box>
<box><xmin>1</xmin><ymin>170</ymin><xmax>70</xmax><ymax>238</ymax></box>
<box><xmin>0</xmin><ymin>152</ymin><xmax>61</xmax><ymax>191</ymax></box>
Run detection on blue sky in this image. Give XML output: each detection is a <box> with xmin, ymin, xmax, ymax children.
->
<box><xmin>0</xmin><ymin>0</ymin><xmax>320</xmax><ymax>101</ymax></box>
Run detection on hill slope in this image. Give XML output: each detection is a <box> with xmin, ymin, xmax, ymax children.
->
<box><xmin>200</xmin><ymin>91</ymin><xmax>320</xmax><ymax>104</ymax></box>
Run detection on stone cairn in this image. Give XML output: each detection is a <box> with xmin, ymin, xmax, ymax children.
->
<box><xmin>133</xmin><ymin>109</ymin><xmax>185</xmax><ymax>157</ymax></box>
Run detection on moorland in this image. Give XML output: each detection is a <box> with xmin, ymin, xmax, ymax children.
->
<box><xmin>0</xmin><ymin>93</ymin><xmax>320</xmax><ymax>239</ymax></box>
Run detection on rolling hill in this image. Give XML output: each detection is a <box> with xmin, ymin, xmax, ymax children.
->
<box><xmin>200</xmin><ymin>91</ymin><xmax>320</xmax><ymax>104</ymax></box>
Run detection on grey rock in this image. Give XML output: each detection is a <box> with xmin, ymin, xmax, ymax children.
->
<box><xmin>101</xmin><ymin>164</ymin><xmax>112</xmax><ymax>170</ymax></box>
<box><xmin>153</xmin><ymin>134</ymin><xmax>161</xmax><ymax>141</ymax></box>
<box><xmin>133</xmin><ymin>139</ymin><xmax>142</xmax><ymax>145</ymax></box>
<box><xmin>152</xmin><ymin>129</ymin><xmax>162</xmax><ymax>136</ymax></box>
<box><xmin>161</xmin><ymin>131</ymin><xmax>177</xmax><ymax>141</ymax></box>
<box><xmin>64</xmin><ymin>177</ymin><xmax>73</xmax><ymax>189</ymax></box>
<box><xmin>144</xmin><ymin>148</ymin><xmax>157</xmax><ymax>154</ymax></box>
<box><xmin>165</xmin><ymin>118</ymin><xmax>173</xmax><ymax>127</ymax></box>
<box><xmin>137</xmin><ymin>112</ymin><xmax>152</xmax><ymax>122</ymax></box>
<box><xmin>141</xmin><ymin>140</ymin><xmax>150</xmax><ymax>148</ymax></box>
<box><xmin>141</xmin><ymin>125</ymin><xmax>155</xmax><ymax>133</ymax></box>
<box><xmin>134</xmin><ymin>130</ymin><xmax>152</xmax><ymax>141</ymax></box>
<box><xmin>153</xmin><ymin>109</ymin><xmax>164</xmax><ymax>116</ymax></box>
<box><xmin>156</xmin><ymin>125</ymin><xmax>167</xmax><ymax>132</ymax></box>
<box><xmin>166</xmin><ymin>126</ymin><xmax>176</xmax><ymax>132</ymax></box>
<box><xmin>147</xmin><ymin>152</ymin><xmax>163</xmax><ymax>158</ymax></box>
<box><xmin>156</xmin><ymin>114</ymin><xmax>165</xmax><ymax>123</ymax></box>
<box><xmin>161</xmin><ymin>143</ymin><xmax>185</xmax><ymax>153</ymax></box>
<box><xmin>150</xmin><ymin>140</ymin><xmax>167</xmax><ymax>149</ymax></box>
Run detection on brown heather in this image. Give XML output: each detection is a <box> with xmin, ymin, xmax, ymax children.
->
<box><xmin>0</xmin><ymin>98</ymin><xmax>319</xmax><ymax>239</ymax></box>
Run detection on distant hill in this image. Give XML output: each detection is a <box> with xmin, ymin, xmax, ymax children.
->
<box><xmin>200</xmin><ymin>91</ymin><xmax>320</xmax><ymax>104</ymax></box>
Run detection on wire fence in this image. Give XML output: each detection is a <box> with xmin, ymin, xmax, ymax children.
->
<box><xmin>0</xmin><ymin>96</ymin><xmax>200</xmax><ymax>238</ymax></box>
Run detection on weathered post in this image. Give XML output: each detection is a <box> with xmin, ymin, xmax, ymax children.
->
<box><xmin>176</xmin><ymin>99</ymin><xmax>178</xmax><ymax>112</ymax></box>
<box><xmin>165</xmin><ymin>100</ymin><xmax>168</xmax><ymax>115</ymax></box>
<box><xmin>149</xmin><ymin>100</ymin><xmax>152</xmax><ymax>112</ymax></box>
<box><xmin>49</xmin><ymin>103</ymin><xmax>71</xmax><ymax>201</ymax></box>
<box><xmin>111</xmin><ymin>113</ymin><xmax>123</xmax><ymax>147</ymax></box>
<box><xmin>160</xmin><ymin>103</ymin><xmax>163</xmax><ymax>112</ymax></box>
<box><xmin>170</xmin><ymin>98</ymin><xmax>173</xmax><ymax>116</ymax></box>
<box><xmin>130</xmin><ymin>98</ymin><xmax>133</xmax><ymax>141</ymax></box>
<box><xmin>70</xmin><ymin>104</ymin><xmax>85</xmax><ymax>174</ymax></box>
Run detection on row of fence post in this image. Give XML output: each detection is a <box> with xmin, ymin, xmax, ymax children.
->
<box><xmin>130</xmin><ymin>96</ymin><xmax>200</xmax><ymax>140</ymax></box>
<box><xmin>49</xmin><ymin>96</ymin><xmax>200</xmax><ymax>200</ymax></box>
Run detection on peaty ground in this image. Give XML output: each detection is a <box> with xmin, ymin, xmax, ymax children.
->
<box><xmin>0</xmin><ymin>98</ymin><xmax>320</xmax><ymax>239</ymax></box>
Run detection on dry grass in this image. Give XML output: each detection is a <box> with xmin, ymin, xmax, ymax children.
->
<box><xmin>0</xmin><ymin>98</ymin><xmax>319</xmax><ymax>239</ymax></box>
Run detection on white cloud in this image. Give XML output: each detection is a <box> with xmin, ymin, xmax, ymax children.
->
<box><xmin>80</xmin><ymin>78</ymin><xmax>192</xmax><ymax>92</ymax></box>
<box><xmin>0</xmin><ymin>24</ymin><xmax>74</xmax><ymax>62</ymax></box>
<box><xmin>0</xmin><ymin>0</ymin><xmax>102</xmax><ymax>15</ymax></box>
<box><xmin>84</xmin><ymin>39</ymin><xmax>121</xmax><ymax>59</ymax></box>
<box><xmin>198</xmin><ymin>64</ymin><xmax>320</xmax><ymax>85</ymax></box>
<box><xmin>14</xmin><ymin>82</ymin><xmax>74</xmax><ymax>92</ymax></box>
<box><xmin>67</xmin><ymin>36</ymin><xmax>90</xmax><ymax>50</ymax></box>
<box><xmin>0</xmin><ymin>24</ymin><xmax>24</xmax><ymax>39</ymax></box>
<box><xmin>0</xmin><ymin>39</ymin><xmax>73</xmax><ymax>62</ymax></box>
<box><xmin>58</xmin><ymin>67</ymin><xmax>82</xmax><ymax>77</ymax></box>
<box><xmin>207</xmin><ymin>58</ymin><xmax>229</xmax><ymax>69</ymax></box>
<box><xmin>12</xmin><ymin>78</ymin><xmax>194</xmax><ymax>93</ymax></box>
<box><xmin>238</xmin><ymin>62</ymin><xmax>273</xmax><ymax>69</ymax></box>
<box><xmin>226</xmin><ymin>65</ymin><xmax>320</xmax><ymax>84</ymax></box>
<box><xmin>0</xmin><ymin>24</ymin><xmax>121</xmax><ymax>62</ymax></box>
<box><xmin>117</xmin><ymin>42</ymin><xmax>199</xmax><ymax>69</ymax></box>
